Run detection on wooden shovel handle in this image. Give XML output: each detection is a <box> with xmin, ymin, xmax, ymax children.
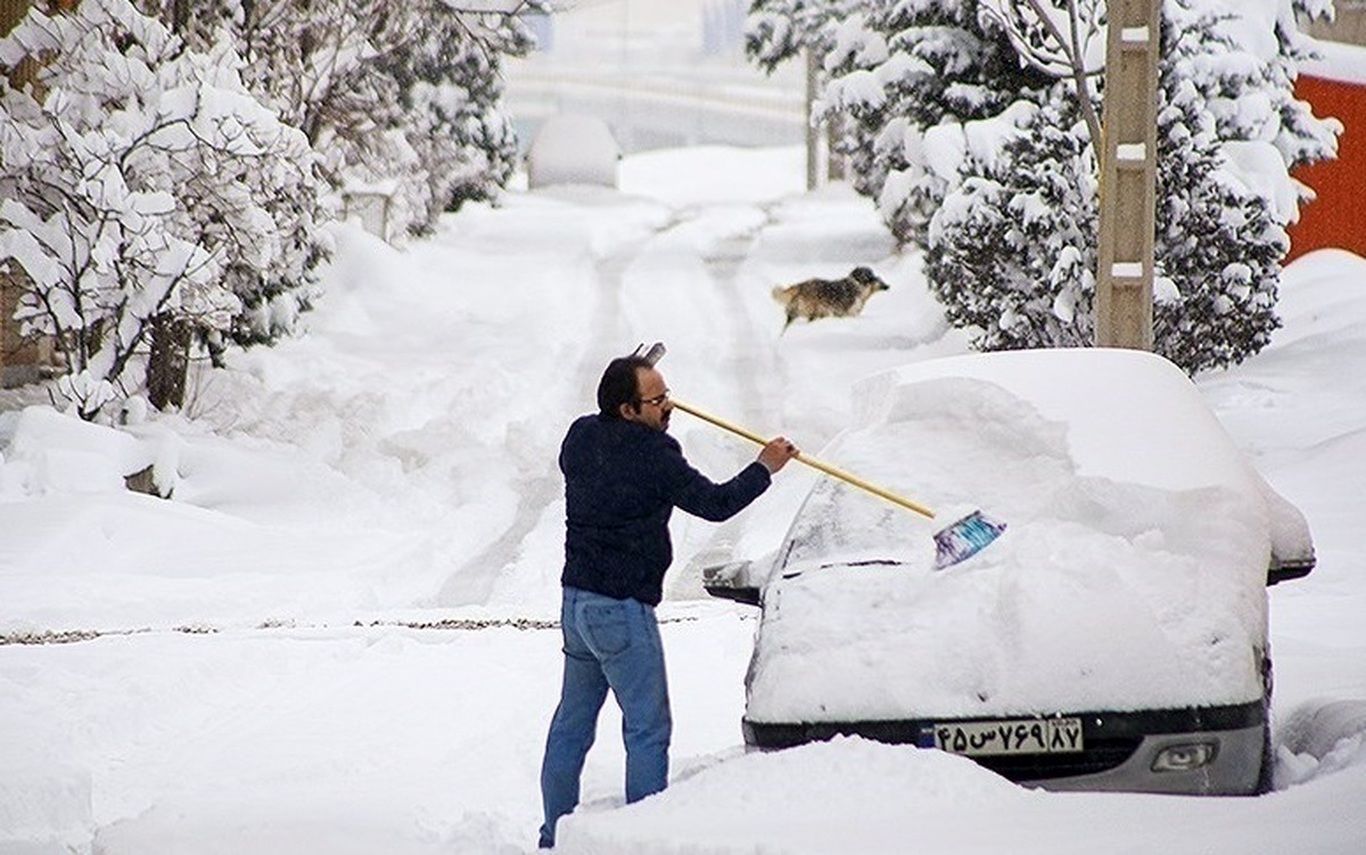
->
<box><xmin>670</xmin><ymin>399</ymin><xmax>936</xmax><ymax>520</ymax></box>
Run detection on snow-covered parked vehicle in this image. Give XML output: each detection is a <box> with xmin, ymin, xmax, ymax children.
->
<box><xmin>703</xmin><ymin>348</ymin><xmax>1315</xmax><ymax>795</ymax></box>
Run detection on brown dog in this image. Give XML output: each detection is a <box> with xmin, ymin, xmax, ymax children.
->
<box><xmin>771</xmin><ymin>266</ymin><xmax>890</xmax><ymax>332</ymax></box>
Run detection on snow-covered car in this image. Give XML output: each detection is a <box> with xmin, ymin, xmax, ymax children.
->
<box><xmin>704</xmin><ymin>348</ymin><xmax>1315</xmax><ymax>795</ymax></box>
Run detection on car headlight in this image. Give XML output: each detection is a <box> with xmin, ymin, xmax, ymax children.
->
<box><xmin>1151</xmin><ymin>742</ymin><xmax>1218</xmax><ymax>772</ymax></box>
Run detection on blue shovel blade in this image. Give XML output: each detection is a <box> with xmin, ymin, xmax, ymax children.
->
<box><xmin>933</xmin><ymin>510</ymin><xmax>1007</xmax><ymax>570</ymax></box>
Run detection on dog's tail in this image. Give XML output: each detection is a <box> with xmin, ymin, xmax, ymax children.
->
<box><xmin>771</xmin><ymin>285</ymin><xmax>789</xmax><ymax>303</ymax></box>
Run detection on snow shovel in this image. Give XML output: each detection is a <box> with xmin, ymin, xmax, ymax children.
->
<box><xmin>668</xmin><ymin>398</ymin><xmax>1006</xmax><ymax>569</ymax></box>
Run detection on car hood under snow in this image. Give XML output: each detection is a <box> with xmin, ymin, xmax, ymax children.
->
<box><xmin>745</xmin><ymin>349</ymin><xmax>1308</xmax><ymax>724</ymax></box>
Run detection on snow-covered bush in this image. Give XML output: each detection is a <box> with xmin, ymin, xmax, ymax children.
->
<box><xmin>0</xmin><ymin>0</ymin><xmax>322</xmax><ymax>418</ymax></box>
<box><xmin>821</xmin><ymin>0</ymin><xmax>1340</xmax><ymax>374</ymax></box>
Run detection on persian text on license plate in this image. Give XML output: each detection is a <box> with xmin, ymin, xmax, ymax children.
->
<box><xmin>933</xmin><ymin>717</ymin><xmax>1084</xmax><ymax>756</ymax></box>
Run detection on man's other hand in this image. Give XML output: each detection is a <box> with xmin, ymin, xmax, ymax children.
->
<box><xmin>758</xmin><ymin>437</ymin><xmax>800</xmax><ymax>474</ymax></box>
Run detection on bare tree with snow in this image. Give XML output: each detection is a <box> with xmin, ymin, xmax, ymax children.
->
<box><xmin>0</xmin><ymin>0</ymin><xmax>322</xmax><ymax>418</ymax></box>
<box><xmin>975</xmin><ymin>0</ymin><xmax>1105</xmax><ymax>146</ymax></box>
<box><xmin>174</xmin><ymin>0</ymin><xmax>545</xmax><ymax>238</ymax></box>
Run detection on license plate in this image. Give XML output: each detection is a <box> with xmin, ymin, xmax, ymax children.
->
<box><xmin>933</xmin><ymin>717</ymin><xmax>1084</xmax><ymax>756</ymax></box>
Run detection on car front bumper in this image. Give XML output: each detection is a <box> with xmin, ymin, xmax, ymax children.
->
<box><xmin>742</xmin><ymin>700</ymin><xmax>1265</xmax><ymax>796</ymax></box>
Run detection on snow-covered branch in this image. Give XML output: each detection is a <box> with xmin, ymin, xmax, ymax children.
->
<box><xmin>0</xmin><ymin>0</ymin><xmax>320</xmax><ymax>418</ymax></box>
<box><xmin>977</xmin><ymin>0</ymin><xmax>1104</xmax><ymax>148</ymax></box>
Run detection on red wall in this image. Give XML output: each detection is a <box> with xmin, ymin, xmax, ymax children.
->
<box><xmin>1287</xmin><ymin>74</ymin><xmax>1366</xmax><ymax>262</ymax></box>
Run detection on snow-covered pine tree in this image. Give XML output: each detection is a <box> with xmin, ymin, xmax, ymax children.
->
<box><xmin>920</xmin><ymin>91</ymin><xmax>1098</xmax><ymax>350</ymax></box>
<box><xmin>825</xmin><ymin>0</ymin><xmax>1339</xmax><ymax>374</ymax></box>
<box><xmin>819</xmin><ymin>0</ymin><xmax>1053</xmax><ymax>245</ymax></box>
<box><xmin>1149</xmin><ymin>0</ymin><xmax>1328</xmax><ymax>371</ymax></box>
<box><xmin>921</xmin><ymin>0</ymin><xmax>1337</xmax><ymax>373</ymax></box>
<box><xmin>0</xmin><ymin>0</ymin><xmax>317</xmax><ymax>418</ymax></box>
<box><xmin>746</xmin><ymin>0</ymin><xmax>856</xmax><ymax>71</ymax></box>
<box><xmin>1181</xmin><ymin>0</ymin><xmax>1338</xmax><ymax>177</ymax></box>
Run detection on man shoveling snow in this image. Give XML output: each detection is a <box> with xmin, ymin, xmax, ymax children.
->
<box><xmin>537</xmin><ymin>353</ymin><xmax>799</xmax><ymax>848</ymax></box>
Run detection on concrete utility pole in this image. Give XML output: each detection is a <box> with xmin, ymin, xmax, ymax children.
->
<box><xmin>827</xmin><ymin>116</ymin><xmax>847</xmax><ymax>181</ymax></box>
<box><xmin>1094</xmin><ymin>0</ymin><xmax>1160</xmax><ymax>350</ymax></box>
<box><xmin>805</xmin><ymin>48</ymin><xmax>820</xmax><ymax>191</ymax></box>
<box><xmin>803</xmin><ymin>51</ymin><xmax>848</xmax><ymax>187</ymax></box>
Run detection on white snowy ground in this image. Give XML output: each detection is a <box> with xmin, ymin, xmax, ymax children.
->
<box><xmin>1</xmin><ymin>146</ymin><xmax>1364</xmax><ymax>854</ymax></box>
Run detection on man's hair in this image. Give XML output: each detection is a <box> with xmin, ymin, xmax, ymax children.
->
<box><xmin>597</xmin><ymin>355</ymin><xmax>653</xmax><ymax>417</ymax></box>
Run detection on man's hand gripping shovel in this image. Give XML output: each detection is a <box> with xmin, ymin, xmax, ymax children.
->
<box><xmin>634</xmin><ymin>341</ymin><xmax>1006</xmax><ymax>569</ymax></box>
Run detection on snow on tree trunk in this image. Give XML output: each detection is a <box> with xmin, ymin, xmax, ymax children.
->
<box><xmin>147</xmin><ymin>313</ymin><xmax>191</xmax><ymax>411</ymax></box>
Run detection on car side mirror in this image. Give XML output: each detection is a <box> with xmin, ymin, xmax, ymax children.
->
<box><xmin>1261</xmin><ymin>483</ymin><xmax>1315</xmax><ymax>587</ymax></box>
<box><xmin>702</xmin><ymin>559</ymin><xmax>762</xmax><ymax>606</ymax></box>
<box><xmin>1267</xmin><ymin>553</ymin><xmax>1315</xmax><ymax>587</ymax></box>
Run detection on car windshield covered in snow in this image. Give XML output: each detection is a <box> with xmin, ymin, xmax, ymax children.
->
<box><xmin>717</xmin><ymin>348</ymin><xmax>1314</xmax><ymax>795</ymax></box>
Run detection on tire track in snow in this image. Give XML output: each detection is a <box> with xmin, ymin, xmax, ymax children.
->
<box><xmin>433</xmin><ymin>220</ymin><xmax>669</xmax><ymax>607</ymax></box>
<box><xmin>699</xmin><ymin>207</ymin><xmax>782</xmax><ymax>433</ymax></box>
<box><xmin>624</xmin><ymin>206</ymin><xmax>783</xmax><ymax>598</ymax></box>
<box><xmin>435</xmin><ymin>203</ymin><xmax>774</xmax><ymax>609</ymax></box>
<box><xmin>614</xmin><ymin>205</ymin><xmax>779</xmax><ymax>430</ymax></box>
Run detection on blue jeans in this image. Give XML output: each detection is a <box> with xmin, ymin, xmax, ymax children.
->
<box><xmin>538</xmin><ymin>586</ymin><xmax>672</xmax><ymax>848</ymax></box>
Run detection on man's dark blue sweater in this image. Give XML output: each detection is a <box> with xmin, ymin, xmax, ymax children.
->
<box><xmin>560</xmin><ymin>414</ymin><xmax>771</xmax><ymax>606</ymax></box>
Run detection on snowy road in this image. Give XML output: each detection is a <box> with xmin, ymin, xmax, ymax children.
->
<box><xmin>2</xmin><ymin>148</ymin><xmax>1365</xmax><ymax>853</ymax></box>
<box><xmin>439</xmin><ymin>190</ymin><xmax>782</xmax><ymax>607</ymax></box>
